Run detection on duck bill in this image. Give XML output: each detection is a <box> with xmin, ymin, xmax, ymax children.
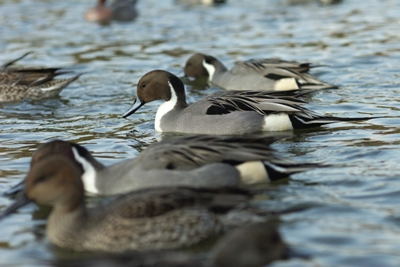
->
<box><xmin>0</xmin><ymin>193</ymin><xmax>32</xmax><ymax>220</ymax></box>
<box><xmin>4</xmin><ymin>180</ymin><xmax>24</xmax><ymax>196</ymax></box>
<box><xmin>122</xmin><ymin>98</ymin><xmax>145</xmax><ymax>118</ymax></box>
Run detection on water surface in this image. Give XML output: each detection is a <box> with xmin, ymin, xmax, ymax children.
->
<box><xmin>1</xmin><ymin>0</ymin><xmax>400</xmax><ymax>266</ymax></box>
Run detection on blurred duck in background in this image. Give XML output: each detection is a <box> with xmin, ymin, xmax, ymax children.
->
<box><xmin>184</xmin><ymin>53</ymin><xmax>337</xmax><ymax>92</ymax></box>
<box><xmin>85</xmin><ymin>0</ymin><xmax>138</xmax><ymax>24</ymax></box>
<box><xmin>0</xmin><ymin>52</ymin><xmax>81</xmax><ymax>102</ymax></box>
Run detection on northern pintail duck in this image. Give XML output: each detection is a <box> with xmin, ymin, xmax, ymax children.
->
<box><xmin>183</xmin><ymin>53</ymin><xmax>337</xmax><ymax>91</ymax></box>
<box><xmin>6</xmin><ymin>135</ymin><xmax>320</xmax><ymax>196</ymax></box>
<box><xmin>0</xmin><ymin>53</ymin><xmax>81</xmax><ymax>102</ymax></box>
<box><xmin>85</xmin><ymin>0</ymin><xmax>138</xmax><ymax>24</ymax></box>
<box><xmin>122</xmin><ymin>70</ymin><xmax>377</xmax><ymax>135</ymax></box>
<box><xmin>0</xmin><ymin>156</ymin><xmax>269</xmax><ymax>252</ymax></box>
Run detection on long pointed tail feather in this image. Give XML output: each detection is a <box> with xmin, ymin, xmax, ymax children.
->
<box><xmin>2</xmin><ymin>52</ymin><xmax>32</xmax><ymax>68</ymax></box>
<box><xmin>263</xmin><ymin>161</ymin><xmax>326</xmax><ymax>182</ymax></box>
<box><xmin>290</xmin><ymin>114</ymin><xmax>382</xmax><ymax>129</ymax></box>
<box><xmin>300</xmin><ymin>83</ymin><xmax>338</xmax><ymax>91</ymax></box>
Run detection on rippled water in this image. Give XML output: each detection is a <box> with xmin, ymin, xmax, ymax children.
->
<box><xmin>1</xmin><ymin>0</ymin><xmax>400</xmax><ymax>266</ymax></box>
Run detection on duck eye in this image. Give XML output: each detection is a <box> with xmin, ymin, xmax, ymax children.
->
<box><xmin>141</xmin><ymin>83</ymin><xmax>146</xmax><ymax>89</ymax></box>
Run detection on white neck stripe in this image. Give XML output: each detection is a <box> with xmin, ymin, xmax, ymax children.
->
<box><xmin>71</xmin><ymin>147</ymin><xmax>99</xmax><ymax>194</ymax></box>
<box><xmin>154</xmin><ymin>81</ymin><xmax>178</xmax><ymax>132</ymax></box>
<box><xmin>202</xmin><ymin>59</ymin><xmax>215</xmax><ymax>81</ymax></box>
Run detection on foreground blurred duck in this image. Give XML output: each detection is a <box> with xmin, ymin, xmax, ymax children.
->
<box><xmin>7</xmin><ymin>136</ymin><xmax>320</xmax><ymax>196</ymax></box>
<box><xmin>0</xmin><ymin>53</ymin><xmax>80</xmax><ymax>102</ymax></box>
<box><xmin>0</xmin><ymin>156</ymin><xmax>269</xmax><ymax>252</ymax></box>
<box><xmin>85</xmin><ymin>0</ymin><xmax>138</xmax><ymax>24</ymax></box>
<box><xmin>184</xmin><ymin>53</ymin><xmax>337</xmax><ymax>91</ymax></box>
<box><xmin>122</xmin><ymin>70</ymin><xmax>377</xmax><ymax>135</ymax></box>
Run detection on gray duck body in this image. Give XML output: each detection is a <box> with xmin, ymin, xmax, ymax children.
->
<box><xmin>159</xmin><ymin>106</ymin><xmax>264</xmax><ymax>135</ymax></box>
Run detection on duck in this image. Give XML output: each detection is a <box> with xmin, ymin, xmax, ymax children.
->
<box><xmin>122</xmin><ymin>70</ymin><xmax>377</xmax><ymax>135</ymax></box>
<box><xmin>0</xmin><ymin>155</ymin><xmax>270</xmax><ymax>252</ymax></box>
<box><xmin>85</xmin><ymin>0</ymin><xmax>138</xmax><ymax>24</ymax></box>
<box><xmin>110</xmin><ymin>0</ymin><xmax>138</xmax><ymax>21</ymax></box>
<box><xmin>6</xmin><ymin>135</ymin><xmax>321</xmax><ymax>196</ymax></box>
<box><xmin>183</xmin><ymin>53</ymin><xmax>337</xmax><ymax>91</ymax></box>
<box><xmin>0</xmin><ymin>52</ymin><xmax>81</xmax><ymax>102</ymax></box>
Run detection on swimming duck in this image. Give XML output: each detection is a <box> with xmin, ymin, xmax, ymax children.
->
<box><xmin>122</xmin><ymin>70</ymin><xmax>377</xmax><ymax>135</ymax></box>
<box><xmin>110</xmin><ymin>0</ymin><xmax>138</xmax><ymax>21</ymax></box>
<box><xmin>183</xmin><ymin>53</ymin><xmax>337</xmax><ymax>91</ymax></box>
<box><xmin>0</xmin><ymin>53</ymin><xmax>81</xmax><ymax>102</ymax></box>
<box><xmin>6</xmin><ymin>135</ymin><xmax>320</xmax><ymax>196</ymax></box>
<box><xmin>85</xmin><ymin>0</ymin><xmax>138</xmax><ymax>24</ymax></box>
<box><xmin>0</xmin><ymin>156</ymin><xmax>269</xmax><ymax>252</ymax></box>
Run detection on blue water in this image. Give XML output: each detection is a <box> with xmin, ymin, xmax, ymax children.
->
<box><xmin>1</xmin><ymin>0</ymin><xmax>400</xmax><ymax>266</ymax></box>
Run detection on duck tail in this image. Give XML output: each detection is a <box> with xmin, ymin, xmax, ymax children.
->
<box><xmin>12</xmin><ymin>68</ymin><xmax>73</xmax><ymax>86</ymax></box>
<box><xmin>263</xmin><ymin>161</ymin><xmax>326</xmax><ymax>182</ymax></box>
<box><xmin>36</xmin><ymin>73</ymin><xmax>82</xmax><ymax>94</ymax></box>
<box><xmin>297</xmin><ymin>73</ymin><xmax>338</xmax><ymax>91</ymax></box>
<box><xmin>289</xmin><ymin>114</ymin><xmax>381</xmax><ymax>129</ymax></box>
<box><xmin>299</xmin><ymin>83</ymin><xmax>338</xmax><ymax>91</ymax></box>
<box><xmin>237</xmin><ymin>159</ymin><xmax>325</xmax><ymax>184</ymax></box>
<box><xmin>2</xmin><ymin>52</ymin><xmax>32</xmax><ymax>68</ymax></box>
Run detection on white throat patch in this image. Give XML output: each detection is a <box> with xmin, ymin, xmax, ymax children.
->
<box><xmin>71</xmin><ymin>147</ymin><xmax>99</xmax><ymax>194</ymax></box>
<box><xmin>202</xmin><ymin>59</ymin><xmax>216</xmax><ymax>81</ymax></box>
<box><xmin>154</xmin><ymin>81</ymin><xmax>178</xmax><ymax>132</ymax></box>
